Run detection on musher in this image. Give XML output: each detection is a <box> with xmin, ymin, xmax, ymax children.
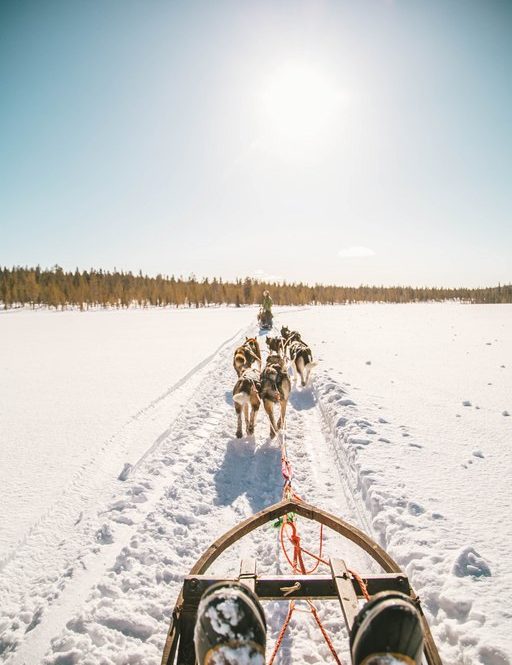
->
<box><xmin>262</xmin><ymin>289</ymin><xmax>273</xmax><ymax>314</ymax></box>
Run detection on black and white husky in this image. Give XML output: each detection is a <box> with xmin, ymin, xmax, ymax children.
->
<box><xmin>281</xmin><ymin>326</ymin><xmax>317</xmax><ymax>387</ymax></box>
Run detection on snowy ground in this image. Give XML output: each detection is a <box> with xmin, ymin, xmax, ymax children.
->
<box><xmin>0</xmin><ymin>304</ymin><xmax>511</xmax><ymax>665</ymax></box>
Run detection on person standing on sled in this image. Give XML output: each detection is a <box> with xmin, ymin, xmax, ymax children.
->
<box><xmin>259</xmin><ymin>290</ymin><xmax>273</xmax><ymax>328</ymax></box>
<box><xmin>262</xmin><ymin>290</ymin><xmax>273</xmax><ymax>314</ymax></box>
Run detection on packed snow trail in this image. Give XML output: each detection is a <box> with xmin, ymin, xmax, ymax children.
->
<box><xmin>0</xmin><ymin>307</ymin><xmax>258</xmax><ymax>563</ymax></box>
<box><xmin>1</xmin><ymin>318</ymin><xmax>373</xmax><ymax>664</ymax></box>
<box><xmin>1</xmin><ymin>324</ymin><xmax>253</xmax><ymax>662</ymax></box>
<box><xmin>2</xmin><ymin>310</ymin><xmax>506</xmax><ymax>664</ymax></box>
<box><xmin>0</xmin><ymin>324</ymin><xmax>247</xmax><ymax>575</ymax></box>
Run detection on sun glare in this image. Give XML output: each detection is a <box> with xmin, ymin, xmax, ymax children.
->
<box><xmin>257</xmin><ymin>63</ymin><xmax>344</xmax><ymax>148</ymax></box>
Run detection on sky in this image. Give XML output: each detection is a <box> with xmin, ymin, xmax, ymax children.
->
<box><xmin>1</xmin><ymin>0</ymin><xmax>511</xmax><ymax>288</ymax></box>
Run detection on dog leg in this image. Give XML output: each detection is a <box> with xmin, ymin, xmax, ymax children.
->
<box><xmin>291</xmin><ymin>361</ymin><xmax>298</xmax><ymax>385</ymax></box>
<box><xmin>296</xmin><ymin>356</ymin><xmax>306</xmax><ymax>387</ymax></box>
<box><xmin>304</xmin><ymin>361</ymin><xmax>317</xmax><ymax>387</ymax></box>
<box><xmin>243</xmin><ymin>403</ymin><xmax>250</xmax><ymax>435</ymax></box>
<box><xmin>248</xmin><ymin>394</ymin><xmax>260</xmax><ymax>435</ymax></box>
<box><xmin>249</xmin><ymin>406</ymin><xmax>258</xmax><ymax>435</ymax></box>
<box><xmin>235</xmin><ymin>403</ymin><xmax>243</xmax><ymax>438</ymax></box>
<box><xmin>264</xmin><ymin>399</ymin><xmax>278</xmax><ymax>439</ymax></box>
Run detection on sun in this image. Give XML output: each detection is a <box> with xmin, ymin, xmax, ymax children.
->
<box><xmin>257</xmin><ymin>62</ymin><xmax>343</xmax><ymax>148</ymax></box>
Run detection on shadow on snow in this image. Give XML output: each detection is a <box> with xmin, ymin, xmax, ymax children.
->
<box><xmin>214</xmin><ymin>436</ymin><xmax>282</xmax><ymax>513</ymax></box>
<box><xmin>289</xmin><ymin>386</ymin><xmax>316</xmax><ymax>411</ymax></box>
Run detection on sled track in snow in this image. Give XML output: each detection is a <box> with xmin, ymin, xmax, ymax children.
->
<box><xmin>2</xmin><ymin>318</ymin><xmax>379</xmax><ymax>665</ymax></box>
<box><xmin>0</xmin><ymin>326</ymin><xmax>247</xmax><ymax>576</ymax></box>
<box><xmin>1</xmin><ymin>323</ymin><xmax>253</xmax><ymax>663</ymax></box>
<box><xmin>265</xmin><ymin>320</ymin><xmax>373</xmax><ymax>537</ymax></box>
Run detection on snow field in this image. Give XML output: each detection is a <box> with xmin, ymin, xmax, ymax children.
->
<box><xmin>0</xmin><ymin>309</ymin><xmax>366</xmax><ymax>664</ymax></box>
<box><xmin>0</xmin><ymin>308</ymin><xmax>254</xmax><ymax>661</ymax></box>
<box><xmin>41</xmin><ymin>318</ymin><xmax>374</xmax><ymax>665</ymax></box>
<box><xmin>1</xmin><ymin>304</ymin><xmax>510</xmax><ymax>665</ymax></box>
<box><xmin>284</xmin><ymin>304</ymin><xmax>512</xmax><ymax>665</ymax></box>
<box><xmin>0</xmin><ymin>307</ymin><xmax>252</xmax><ymax>561</ymax></box>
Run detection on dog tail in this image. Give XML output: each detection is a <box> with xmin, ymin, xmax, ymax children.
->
<box><xmin>233</xmin><ymin>391</ymin><xmax>250</xmax><ymax>406</ymax></box>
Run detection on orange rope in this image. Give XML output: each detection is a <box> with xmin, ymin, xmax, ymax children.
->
<box><xmin>267</xmin><ymin>601</ymin><xmax>295</xmax><ymax>665</ymax></box>
<box><xmin>307</xmin><ymin>600</ymin><xmax>344</xmax><ymax>665</ymax></box>
<box><xmin>297</xmin><ymin>539</ymin><xmax>327</xmax><ymax>567</ymax></box>
<box><xmin>270</xmin><ymin>420</ymin><xmax>373</xmax><ymax>665</ymax></box>
<box><xmin>349</xmin><ymin>568</ymin><xmax>370</xmax><ymax>602</ymax></box>
<box><xmin>279</xmin><ymin>519</ymin><xmax>325</xmax><ymax>575</ymax></box>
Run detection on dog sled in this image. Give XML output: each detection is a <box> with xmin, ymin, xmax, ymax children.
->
<box><xmin>160</xmin><ymin>498</ymin><xmax>443</xmax><ymax>665</ymax></box>
<box><xmin>258</xmin><ymin>307</ymin><xmax>273</xmax><ymax>330</ymax></box>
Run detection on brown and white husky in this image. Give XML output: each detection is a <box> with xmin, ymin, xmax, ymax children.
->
<box><xmin>233</xmin><ymin>337</ymin><xmax>262</xmax><ymax>377</ymax></box>
<box><xmin>259</xmin><ymin>355</ymin><xmax>290</xmax><ymax>439</ymax></box>
<box><xmin>232</xmin><ymin>367</ymin><xmax>261</xmax><ymax>438</ymax></box>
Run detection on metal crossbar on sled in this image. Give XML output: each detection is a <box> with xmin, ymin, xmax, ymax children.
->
<box><xmin>160</xmin><ymin>498</ymin><xmax>443</xmax><ymax>665</ymax></box>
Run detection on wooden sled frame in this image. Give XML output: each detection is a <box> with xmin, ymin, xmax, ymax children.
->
<box><xmin>161</xmin><ymin>499</ymin><xmax>443</xmax><ymax>665</ymax></box>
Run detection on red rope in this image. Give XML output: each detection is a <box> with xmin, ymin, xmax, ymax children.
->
<box><xmin>348</xmin><ymin>568</ymin><xmax>370</xmax><ymax>602</ymax></box>
<box><xmin>294</xmin><ymin>527</ymin><xmax>325</xmax><ymax>574</ymax></box>
<box><xmin>307</xmin><ymin>600</ymin><xmax>344</xmax><ymax>665</ymax></box>
<box><xmin>281</xmin><ymin>457</ymin><xmax>292</xmax><ymax>483</ymax></box>
<box><xmin>267</xmin><ymin>601</ymin><xmax>295</xmax><ymax>665</ymax></box>
<box><xmin>270</xmin><ymin>424</ymin><xmax>371</xmax><ymax>665</ymax></box>
<box><xmin>279</xmin><ymin>520</ymin><xmax>325</xmax><ymax>575</ymax></box>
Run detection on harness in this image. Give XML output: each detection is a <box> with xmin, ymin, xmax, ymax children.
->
<box><xmin>243</xmin><ymin>340</ymin><xmax>261</xmax><ymax>364</ymax></box>
<box><xmin>266</xmin><ymin>337</ymin><xmax>283</xmax><ymax>355</ymax></box>
<box><xmin>283</xmin><ymin>330</ymin><xmax>301</xmax><ymax>355</ymax></box>
<box><xmin>262</xmin><ymin>361</ymin><xmax>285</xmax><ymax>401</ymax></box>
<box><xmin>244</xmin><ymin>366</ymin><xmax>261</xmax><ymax>384</ymax></box>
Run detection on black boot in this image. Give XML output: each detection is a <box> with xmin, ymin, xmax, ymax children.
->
<box><xmin>194</xmin><ymin>582</ymin><xmax>266</xmax><ymax>665</ymax></box>
<box><xmin>350</xmin><ymin>591</ymin><xmax>424</xmax><ymax>665</ymax></box>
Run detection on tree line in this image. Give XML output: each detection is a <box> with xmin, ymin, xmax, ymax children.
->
<box><xmin>1</xmin><ymin>265</ymin><xmax>511</xmax><ymax>309</ymax></box>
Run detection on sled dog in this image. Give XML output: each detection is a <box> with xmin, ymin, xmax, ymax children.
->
<box><xmin>265</xmin><ymin>335</ymin><xmax>284</xmax><ymax>356</ymax></box>
<box><xmin>259</xmin><ymin>355</ymin><xmax>291</xmax><ymax>439</ymax></box>
<box><xmin>258</xmin><ymin>308</ymin><xmax>273</xmax><ymax>330</ymax></box>
<box><xmin>233</xmin><ymin>337</ymin><xmax>262</xmax><ymax>377</ymax></box>
<box><xmin>232</xmin><ymin>367</ymin><xmax>261</xmax><ymax>438</ymax></box>
<box><xmin>281</xmin><ymin>326</ymin><xmax>317</xmax><ymax>387</ymax></box>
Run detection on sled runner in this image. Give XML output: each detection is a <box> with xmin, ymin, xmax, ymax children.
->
<box><xmin>258</xmin><ymin>308</ymin><xmax>273</xmax><ymax>330</ymax></box>
<box><xmin>160</xmin><ymin>498</ymin><xmax>443</xmax><ymax>665</ymax></box>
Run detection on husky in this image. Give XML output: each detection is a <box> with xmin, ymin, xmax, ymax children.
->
<box><xmin>265</xmin><ymin>335</ymin><xmax>284</xmax><ymax>356</ymax></box>
<box><xmin>233</xmin><ymin>337</ymin><xmax>262</xmax><ymax>377</ymax></box>
<box><xmin>259</xmin><ymin>355</ymin><xmax>291</xmax><ymax>439</ymax></box>
<box><xmin>281</xmin><ymin>326</ymin><xmax>317</xmax><ymax>387</ymax></box>
<box><xmin>258</xmin><ymin>308</ymin><xmax>273</xmax><ymax>330</ymax></box>
<box><xmin>232</xmin><ymin>367</ymin><xmax>261</xmax><ymax>438</ymax></box>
